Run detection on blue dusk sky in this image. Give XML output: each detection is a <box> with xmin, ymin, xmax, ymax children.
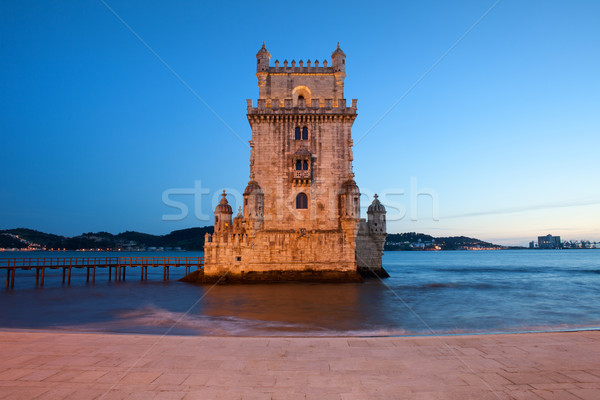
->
<box><xmin>1</xmin><ymin>1</ymin><xmax>599</xmax><ymax>246</ymax></box>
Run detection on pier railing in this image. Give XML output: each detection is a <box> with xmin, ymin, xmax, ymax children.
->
<box><xmin>1</xmin><ymin>256</ymin><xmax>203</xmax><ymax>288</ymax></box>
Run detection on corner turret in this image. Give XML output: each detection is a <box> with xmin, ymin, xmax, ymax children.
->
<box><xmin>340</xmin><ymin>179</ymin><xmax>360</xmax><ymax>219</ymax></box>
<box><xmin>256</xmin><ymin>42</ymin><xmax>270</xmax><ymax>89</ymax></box>
<box><xmin>331</xmin><ymin>42</ymin><xmax>346</xmax><ymax>91</ymax></box>
<box><xmin>243</xmin><ymin>180</ymin><xmax>264</xmax><ymax>235</ymax></box>
<box><xmin>367</xmin><ymin>194</ymin><xmax>386</xmax><ymax>234</ymax></box>
<box><xmin>214</xmin><ymin>190</ymin><xmax>233</xmax><ymax>234</ymax></box>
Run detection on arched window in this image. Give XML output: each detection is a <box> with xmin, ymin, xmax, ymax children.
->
<box><xmin>298</xmin><ymin>95</ymin><xmax>304</xmax><ymax>101</ymax></box>
<box><xmin>302</xmin><ymin>126</ymin><xmax>308</xmax><ymax>140</ymax></box>
<box><xmin>295</xmin><ymin>160</ymin><xmax>309</xmax><ymax>170</ymax></box>
<box><xmin>296</xmin><ymin>193</ymin><xmax>308</xmax><ymax>209</ymax></box>
<box><xmin>294</xmin><ymin>127</ymin><xmax>301</xmax><ymax>140</ymax></box>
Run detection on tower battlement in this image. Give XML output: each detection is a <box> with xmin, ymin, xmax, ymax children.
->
<box><xmin>246</xmin><ymin>98</ymin><xmax>357</xmax><ymax>115</ymax></box>
<box><xmin>255</xmin><ymin>43</ymin><xmax>347</xmax><ymax>102</ymax></box>
<box><xmin>266</xmin><ymin>60</ymin><xmax>333</xmax><ymax>73</ymax></box>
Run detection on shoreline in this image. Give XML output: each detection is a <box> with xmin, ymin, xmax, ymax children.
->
<box><xmin>1</xmin><ymin>329</ymin><xmax>599</xmax><ymax>399</ymax></box>
<box><xmin>1</xmin><ymin>325</ymin><xmax>600</xmax><ymax>339</ymax></box>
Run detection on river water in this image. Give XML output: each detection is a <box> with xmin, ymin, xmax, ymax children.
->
<box><xmin>1</xmin><ymin>250</ymin><xmax>599</xmax><ymax>336</ymax></box>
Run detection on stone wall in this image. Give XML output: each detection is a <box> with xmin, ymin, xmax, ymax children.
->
<box><xmin>203</xmin><ymin>229</ymin><xmax>360</xmax><ymax>282</ymax></box>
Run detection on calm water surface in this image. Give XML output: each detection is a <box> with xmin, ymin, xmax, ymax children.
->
<box><xmin>1</xmin><ymin>250</ymin><xmax>599</xmax><ymax>336</ymax></box>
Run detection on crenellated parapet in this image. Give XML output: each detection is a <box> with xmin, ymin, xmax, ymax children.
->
<box><xmin>247</xmin><ymin>98</ymin><xmax>357</xmax><ymax>121</ymax></box>
<box><xmin>204</xmin><ymin>232</ymin><xmax>250</xmax><ymax>246</ymax></box>
<box><xmin>268</xmin><ymin>59</ymin><xmax>333</xmax><ymax>74</ymax></box>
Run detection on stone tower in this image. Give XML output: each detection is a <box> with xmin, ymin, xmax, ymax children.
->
<box><xmin>202</xmin><ymin>43</ymin><xmax>388</xmax><ymax>282</ymax></box>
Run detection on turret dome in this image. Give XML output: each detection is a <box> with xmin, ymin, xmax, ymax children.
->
<box><xmin>215</xmin><ymin>190</ymin><xmax>233</xmax><ymax>214</ymax></box>
<box><xmin>332</xmin><ymin>42</ymin><xmax>345</xmax><ymax>57</ymax></box>
<box><xmin>341</xmin><ymin>179</ymin><xmax>360</xmax><ymax>194</ymax></box>
<box><xmin>367</xmin><ymin>194</ymin><xmax>385</xmax><ymax>213</ymax></box>
<box><xmin>256</xmin><ymin>42</ymin><xmax>270</xmax><ymax>56</ymax></box>
<box><xmin>243</xmin><ymin>180</ymin><xmax>263</xmax><ymax>196</ymax></box>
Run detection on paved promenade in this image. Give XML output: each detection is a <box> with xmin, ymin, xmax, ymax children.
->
<box><xmin>0</xmin><ymin>330</ymin><xmax>599</xmax><ymax>399</ymax></box>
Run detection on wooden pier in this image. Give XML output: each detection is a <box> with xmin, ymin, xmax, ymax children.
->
<box><xmin>0</xmin><ymin>256</ymin><xmax>203</xmax><ymax>288</ymax></box>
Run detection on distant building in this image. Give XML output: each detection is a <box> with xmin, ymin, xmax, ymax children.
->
<box><xmin>529</xmin><ymin>241</ymin><xmax>535</xmax><ymax>249</ymax></box>
<box><xmin>538</xmin><ymin>234</ymin><xmax>561</xmax><ymax>249</ymax></box>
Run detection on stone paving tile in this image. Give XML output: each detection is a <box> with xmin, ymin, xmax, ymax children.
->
<box><xmin>531</xmin><ymin>388</ymin><xmax>583</xmax><ymax>400</ymax></box>
<box><xmin>69</xmin><ymin>369</ymin><xmax>110</xmax><ymax>383</ymax></box>
<box><xmin>33</xmin><ymin>387</ymin><xmax>76</xmax><ymax>400</ymax></box>
<box><xmin>562</xmin><ymin>370</ymin><xmax>600</xmax><ymax>383</ymax></box>
<box><xmin>0</xmin><ymin>368</ymin><xmax>37</xmax><ymax>381</ymax></box>
<box><xmin>180</xmin><ymin>373</ymin><xmax>210</xmax><ymax>387</ymax></box>
<box><xmin>151</xmin><ymin>372</ymin><xmax>190</xmax><ymax>386</ymax></box>
<box><xmin>153</xmin><ymin>391</ymin><xmax>187</xmax><ymax>400</ymax></box>
<box><xmin>567</xmin><ymin>388</ymin><xmax>600</xmax><ymax>400</ymax></box>
<box><xmin>18</xmin><ymin>369</ymin><xmax>60</xmax><ymax>382</ymax></box>
<box><xmin>119</xmin><ymin>371</ymin><xmax>163</xmax><ymax>385</ymax></box>
<box><xmin>2</xmin><ymin>386</ymin><xmax>48</xmax><ymax>400</ymax></box>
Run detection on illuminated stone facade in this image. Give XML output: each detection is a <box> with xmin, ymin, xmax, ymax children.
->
<box><xmin>203</xmin><ymin>43</ymin><xmax>387</xmax><ymax>282</ymax></box>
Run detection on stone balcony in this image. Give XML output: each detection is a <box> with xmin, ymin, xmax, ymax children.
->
<box><xmin>246</xmin><ymin>98</ymin><xmax>357</xmax><ymax>117</ymax></box>
<box><xmin>294</xmin><ymin>170</ymin><xmax>311</xmax><ymax>179</ymax></box>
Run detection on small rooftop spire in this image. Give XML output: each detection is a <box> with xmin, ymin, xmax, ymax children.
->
<box><xmin>332</xmin><ymin>42</ymin><xmax>345</xmax><ymax>57</ymax></box>
<box><xmin>257</xmin><ymin>42</ymin><xmax>270</xmax><ymax>56</ymax></box>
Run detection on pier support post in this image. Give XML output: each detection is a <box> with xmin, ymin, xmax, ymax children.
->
<box><xmin>41</xmin><ymin>268</ymin><xmax>45</xmax><ymax>287</ymax></box>
<box><xmin>6</xmin><ymin>269</ymin><xmax>10</xmax><ymax>289</ymax></box>
<box><xmin>10</xmin><ymin>268</ymin><xmax>15</xmax><ymax>289</ymax></box>
<box><xmin>86</xmin><ymin>267</ymin><xmax>90</xmax><ymax>283</ymax></box>
<box><xmin>108</xmin><ymin>266</ymin><xmax>112</xmax><ymax>281</ymax></box>
<box><xmin>67</xmin><ymin>267</ymin><xmax>72</xmax><ymax>285</ymax></box>
<box><xmin>62</xmin><ymin>268</ymin><xmax>66</xmax><ymax>284</ymax></box>
<box><xmin>144</xmin><ymin>266</ymin><xmax>148</xmax><ymax>280</ymax></box>
<box><xmin>36</xmin><ymin>268</ymin><xmax>40</xmax><ymax>286</ymax></box>
<box><xmin>122</xmin><ymin>266</ymin><xmax>126</xmax><ymax>281</ymax></box>
<box><xmin>92</xmin><ymin>267</ymin><xmax>96</xmax><ymax>284</ymax></box>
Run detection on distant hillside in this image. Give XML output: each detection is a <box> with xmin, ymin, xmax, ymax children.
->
<box><xmin>2</xmin><ymin>227</ymin><xmax>499</xmax><ymax>251</ymax></box>
<box><xmin>159</xmin><ymin>227</ymin><xmax>212</xmax><ymax>250</ymax></box>
<box><xmin>0</xmin><ymin>233</ymin><xmax>28</xmax><ymax>249</ymax></box>
<box><xmin>386</xmin><ymin>233</ymin><xmax>435</xmax><ymax>245</ymax></box>
<box><xmin>0</xmin><ymin>226</ymin><xmax>214</xmax><ymax>251</ymax></box>
<box><xmin>385</xmin><ymin>232</ymin><xmax>501</xmax><ymax>250</ymax></box>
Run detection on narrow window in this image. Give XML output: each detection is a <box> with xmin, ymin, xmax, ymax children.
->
<box><xmin>296</xmin><ymin>193</ymin><xmax>308</xmax><ymax>209</ymax></box>
<box><xmin>294</xmin><ymin>127</ymin><xmax>301</xmax><ymax>140</ymax></box>
<box><xmin>295</xmin><ymin>160</ymin><xmax>302</xmax><ymax>170</ymax></box>
<box><xmin>302</xmin><ymin>160</ymin><xmax>308</xmax><ymax>170</ymax></box>
<box><xmin>302</xmin><ymin>126</ymin><xmax>308</xmax><ymax>140</ymax></box>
